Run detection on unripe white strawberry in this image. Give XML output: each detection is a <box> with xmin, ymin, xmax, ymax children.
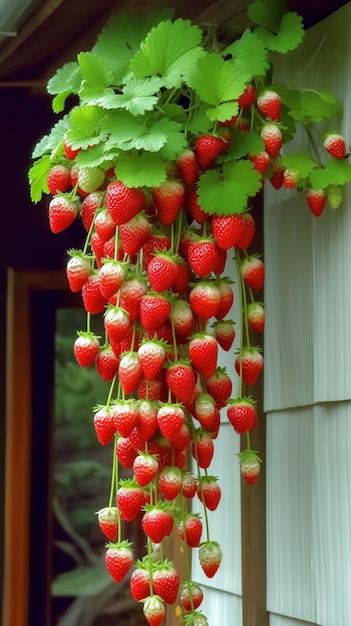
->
<box><xmin>326</xmin><ymin>184</ymin><xmax>343</xmax><ymax>209</ymax></box>
<box><xmin>78</xmin><ymin>166</ymin><xmax>105</xmax><ymax>193</ymax></box>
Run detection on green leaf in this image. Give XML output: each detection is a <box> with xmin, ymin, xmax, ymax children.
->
<box><xmin>31</xmin><ymin>119</ymin><xmax>67</xmax><ymax>159</ymax></box>
<box><xmin>103</xmin><ymin>111</ymin><xmax>186</xmax><ymax>154</ymax></box>
<box><xmin>255</xmin><ymin>12</ymin><xmax>304</xmax><ymax>53</ymax></box>
<box><xmin>96</xmin><ymin>77</ymin><xmax>162</xmax><ymax>116</ymax></box>
<box><xmin>187</xmin><ymin>104</ymin><xmax>214</xmax><ymax>135</ymax></box>
<box><xmin>75</xmin><ymin>143</ymin><xmax>118</xmax><ymax>169</ymax></box>
<box><xmin>248</xmin><ymin>0</ymin><xmax>288</xmax><ymax>29</ymax></box>
<box><xmin>187</xmin><ymin>53</ymin><xmax>248</xmax><ymax>109</ymax></box>
<box><xmin>115</xmin><ymin>152</ymin><xmax>167</xmax><ymax>187</ymax></box>
<box><xmin>222</xmin><ymin>29</ymin><xmax>270</xmax><ymax>79</ymax></box>
<box><xmin>197</xmin><ymin>159</ymin><xmax>262</xmax><ymax>215</ymax></box>
<box><xmin>28</xmin><ymin>155</ymin><xmax>51</xmax><ymax>202</ymax></box>
<box><xmin>310</xmin><ymin>158</ymin><xmax>351</xmax><ymax>189</ymax></box>
<box><xmin>289</xmin><ymin>90</ymin><xmax>343</xmax><ymax>124</ymax></box>
<box><xmin>78</xmin><ymin>52</ymin><xmax>113</xmax><ymax>89</ymax></box>
<box><xmin>227</xmin><ymin>130</ymin><xmax>265</xmax><ymax>160</ymax></box>
<box><xmin>47</xmin><ymin>62</ymin><xmax>81</xmax><ymax>112</ymax></box>
<box><xmin>52</xmin><ymin>566</ymin><xmax>112</xmax><ymax>597</ymax></box>
<box><xmin>206</xmin><ymin>101</ymin><xmax>239</xmax><ymax>124</ymax></box>
<box><xmin>281</xmin><ymin>153</ymin><xmax>315</xmax><ymax>178</ymax></box>
<box><xmin>65</xmin><ymin>105</ymin><xmax>107</xmax><ymax>150</ymax></box>
<box><xmin>130</xmin><ymin>18</ymin><xmax>204</xmax><ymax>88</ymax></box>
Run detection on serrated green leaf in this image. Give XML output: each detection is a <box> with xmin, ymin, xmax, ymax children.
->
<box><xmin>255</xmin><ymin>12</ymin><xmax>304</xmax><ymax>53</ymax></box>
<box><xmin>78</xmin><ymin>52</ymin><xmax>113</xmax><ymax>90</ymax></box>
<box><xmin>95</xmin><ymin>77</ymin><xmax>162</xmax><ymax>116</ymax></box>
<box><xmin>227</xmin><ymin>130</ymin><xmax>265</xmax><ymax>160</ymax></box>
<box><xmin>281</xmin><ymin>153</ymin><xmax>315</xmax><ymax>178</ymax></box>
<box><xmin>28</xmin><ymin>155</ymin><xmax>52</xmax><ymax>202</ymax></box>
<box><xmin>32</xmin><ymin>119</ymin><xmax>67</xmax><ymax>159</ymax></box>
<box><xmin>310</xmin><ymin>159</ymin><xmax>351</xmax><ymax>189</ymax></box>
<box><xmin>130</xmin><ymin>18</ymin><xmax>204</xmax><ymax>88</ymax></box>
<box><xmin>187</xmin><ymin>53</ymin><xmax>248</xmax><ymax>108</ymax></box>
<box><xmin>65</xmin><ymin>105</ymin><xmax>107</xmax><ymax>150</ymax></box>
<box><xmin>222</xmin><ymin>29</ymin><xmax>270</xmax><ymax>79</ymax></box>
<box><xmin>289</xmin><ymin>90</ymin><xmax>343</xmax><ymax>124</ymax></box>
<box><xmin>187</xmin><ymin>104</ymin><xmax>214</xmax><ymax>135</ymax></box>
<box><xmin>248</xmin><ymin>0</ymin><xmax>288</xmax><ymax>30</ymax></box>
<box><xmin>197</xmin><ymin>159</ymin><xmax>262</xmax><ymax>216</ymax></box>
<box><xmin>47</xmin><ymin>62</ymin><xmax>81</xmax><ymax>112</ymax></box>
<box><xmin>115</xmin><ymin>152</ymin><xmax>167</xmax><ymax>187</ymax></box>
<box><xmin>75</xmin><ymin>143</ymin><xmax>118</xmax><ymax>169</ymax></box>
<box><xmin>103</xmin><ymin>110</ymin><xmax>185</xmax><ymax>154</ymax></box>
<box><xmin>206</xmin><ymin>101</ymin><xmax>239</xmax><ymax>123</ymax></box>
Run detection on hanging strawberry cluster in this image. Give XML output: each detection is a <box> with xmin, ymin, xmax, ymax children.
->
<box><xmin>29</xmin><ymin>0</ymin><xmax>351</xmax><ymax>624</ymax></box>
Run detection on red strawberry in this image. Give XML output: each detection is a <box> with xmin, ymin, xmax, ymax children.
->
<box><xmin>130</xmin><ymin>562</ymin><xmax>152</xmax><ymax>601</ymax></box>
<box><xmin>215</xmin><ymin>277</ymin><xmax>234</xmax><ymax>319</ymax></box>
<box><xmin>143</xmin><ymin>596</ymin><xmax>166</xmax><ymax>626</ymax></box>
<box><xmin>152</xmin><ymin>179</ymin><xmax>185</xmax><ymax>225</ymax></box>
<box><xmin>180</xmin><ymin>582</ymin><xmax>204</xmax><ymax>611</ymax></box>
<box><xmin>74</xmin><ymin>331</ymin><xmax>100</xmax><ymax>367</ymax></box>
<box><xmin>257</xmin><ymin>89</ymin><xmax>281</xmax><ymax>122</ymax></box>
<box><xmin>260</xmin><ymin>123</ymin><xmax>282</xmax><ymax>158</ymax></box>
<box><xmin>66</xmin><ymin>251</ymin><xmax>91</xmax><ymax>292</ymax></box>
<box><xmin>194</xmin><ymin>133</ymin><xmax>230</xmax><ymax>170</ymax></box>
<box><xmin>93</xmin><ymin>405</ymin><xmax>116</xmax><ymax>445</ymax></box>
<box><xmin>188</xmin><ymin>332</ymin><xmax>218</xmax><ymax>378</ymax></box>
<box><xmin>227</xmin><ymin>396</ymin><xmax>258</xmax><ymax>434</ymax></box>
<box><xmin>81</xmin><ymin>272</ymin><xmax>108</xmax><ymax>314</ymax></box>
<box><xmin>119</xmin><ymin>212</ymin><xmax>151</xmax><ymax>256</ymax></box>
<box><xmin>63</xmin><ymin>137</ymin><xmax>80</xmax><ymax>160</ymax></box>
<box><xmin>241</xmin><ymin>255</ymin><xmax>265</xmax><ymax>291</ymax></box>
<box><xmin>178</xmin><ymin>227</ymin><xmax>200</xmax><ymax>261</ymax></box>
<box><xmin>177</xmin><ymin>149</ymin><xmax>199</xmax><ymax>185</ymax></box>
<box><xmin>194</xmin><ymin>393</ymin><xmax>217</xmax><ymax>431</ymax></box>
<box><xmin>190</xmin><ymin>429</ymin><xmax>214</xmax><ymax>469</ymax></box>
<box><xmin>157</xmin><ymin>402</ymin><xmax>185</xmax><ymax>440</ymax></box>
<box><xmin>118</xmin><ymin>351</ymin><xmax>143</xmax><ymax>395</ymax></box>
<box><xmin>96</xmin><ymin>506</ymin><xmax>119</xmax><ymax>541</ymax></box>
<box><xmin>48</xmin><ymin>195</ymin><xmax>78</xmax><ymax>233</ymax></box>
<box><xmin>90</xmin><ymin>232</ymin><xmax>105</xmax><ymax>267</ymax></box>
<box><xmin>197</xmin><ymin>476</ymin><xmax>221</xmax><ymax>511</ymax></box>
<box><xmin>47</xmin><ymin>164</ymin><xmax>71</xmax><ymax>195</ymax></box>
<box><xmin>178</xmin><ymin>513</ymin><xmax>203</xmax><ymax>547</ymax></box>
<box><xmin>324</xmin><ymin>132</ymin><xmax>346</xmax><ymax>159</ymax></box>
<box><xmin>99</xmin><ymin>260</ymin><xmax>127</xmax><ymax>299</ymax></box>
<box><xmin>238</xmin><ymin>82</ymin><xmax>256</xmax><ymax>108</ymax></box>
<box><xmin>95</xmin><ymin>343</ymin><xmax>120</xmax><ymax>381</ymax></box>
<box><xmin>269</xmin><ymin>156</ymin><xmax>285</xmax><ymax>189</ymax></box>
<box><xmin>137</xmin><ymin>399</ymin><xmax>159</xmax><ymax>441</ymax></box>
<box><xmin>211</xmin><ymin>213</ymin><xmax>244</xmax><ymax>250</ymax></box>
<box><xmin>81</xmin><ymin>191</ymin><xmax>104</xmax><ymax>231</ymax></box>
<box><xmin>133</xmin><ymin>452</ymin><xmax>159</xmax><ymax>487</ymax></box>
<box><xmin>105</xmin><ymin>541</ymin><xmax>133</xmax><ymax>582</ymax></box>
<box><xmin>187</xmin><ymin>238</ymin><xmax>220</xmax><ymax>278</ymax></box>
<box><xmin>140</xmin><ymin>293</ymin><xmax>171</xmax><ymax>332</ymax></box>
<box><xmin>184</xmin><ymin>186</ymin><xmax>209</xmax><ymax>225</ymax></box>
<box><xmin>116</xmin><ymin>478</ymin><xmax>146</xmax><ymax>521</ymax></box>
<box><xmin>235</xmin><ymin>347</ymin><xmax>264</xmax><ymax>385</ymax></box>
<box><xmin>306</xmin><ymin>188</ymin><xmax>326</xmax><ymax>217</ymax></box>
<box><xmin>198</xmin><ymin>541</ymin><xmax>222</xmax><ymax>578</ymax></box>
<box><xmin>206</xmin><ymin>367</ymin><xmax>233</xmax><ymax>408</ymax></box>
<box><xmin>138</xmin><ymin>338</ymin><xmax>168</xmax><ymax>381</ymax></box>
<box><xmin>112</xmin><ymin>399</ymin><xmax>139</xmax><ymax>437</ymax></box>
<box><xmin>168</xmin><ymin>422</ymin><xmax>191</xmax><ymax>452</ymax></box>
<box><xmin>142</xmin><ymin>231</ymin><xmax>172</xmax><ymax>269</ymax></box>
<box><xmin>105</xmin><ymin>180</ymin><xmax>146</xmax><ymax>225</ymax></box>
<box><xmin>152</xmin><ymin>560</ymin><xmax>180</xmax><ymax>604</ymax></box>
<box><xmin>172</xmin><ymin>262</ymin><xmax>191</xmax><ymax>296</ymax></box>
<box><xmin>212</xmin><ymin>319</ymin><xmax>235</xmax><ymax>351</ymax></box>
<box><xmin>165</xmin><ymin>361</ymin><xmax>196</xmax><ymax>404</ymax></box>
<box><xmin>181</xmin><ymin>473</ymin><xmax>198</xmax><ymax>499</ymax></box>
<box><xmin>147</xmin><ymin>251</ymin><xmax>180</xmax><ymax>292</ymax></box>
<box><xmin>283</xmin><ymin>168</ymin><xmax>299</xmax><ymax>189</ymax></box>
<box><xmin>104</xmin><ymin>306</ymin><xmax>131</xmax><ymax>344</ymax></box>
<box><xmin>249</xmin><ymin>150</ymin><xmax>271</xmax><ymax>175</ymax></box>
<box><xmin>247</xmin><ymin>302</ymin><xmax>265</xmax><ymax>333</ymax></box>
<box><xmin>116</xmin><ymin>435</ymin><xmax>138</xmax><ymax>468</ymax></box>
<box><xmin>119</xmin><ymin>276</ymin><xmax>148</xmax><ymax>323</ymax></box>
<box><xmin>235</xmin><ymin>212</ymin><xmax>256</xmax><ymax>250</ymax></box>
<box><xmin>158</xmin><ymin>466</ymin><xmax>183</xmax><ymax>500</ymax></box>
<box><xmin>171</xmin><ymin>299</ymin><xmax>195</xmax><ymax>343</ymax></box>
<box><xmin>138</xmin><ymin>377</ymin><xmax>168</xmax><ymax>404</ymax></box>
<box><xmin>142</xmin><ymin>502</ymin><xmax>174</xmax><ymax>543</ymax></box>
<box><xmin>238</xmin><ymin>448</ymin><xmax>262</xmax><ymax>484</ymax></box>
<box><xmin>94</xmin><ymin>208</ymin><xmax>116</xmax><ymax>242</ymax></box>
<box><xmin>188</xmin><ymin>280</ymin><xmax>221</xmax><ymax>320</ymax></box>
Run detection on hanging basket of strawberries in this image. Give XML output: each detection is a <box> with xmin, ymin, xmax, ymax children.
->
<box><xmin>29</xmin><ymin>0</ymin><xmax>351</xmax><ymax>624</ymax></box>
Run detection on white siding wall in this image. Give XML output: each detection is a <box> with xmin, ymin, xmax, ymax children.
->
<box><xmin>264</xmin><ymin>4</ymin><xmax>351</xmax><ymax>625</ymax></box>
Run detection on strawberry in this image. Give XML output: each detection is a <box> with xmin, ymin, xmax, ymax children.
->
<box><xmin>143</xmin><ymin>596</ymin><xmax>166</xmax><ymax>626</ymax></box>
<box><xmin>194</xmin><ymin>132</ymin><xmax>230</xmax><ymax>170</ymax></box>
<box><xmin>190</xmin><ymin>429</ymin><xmax>214</xmax><ymax>469</ymax></box>
<box><xmin>184</xmin><ymin>186</ymin><xmax>209</xmax><ymax>225</ymax></box>
<box><xmin>158</xmin><ymin>466</ymin><xmax>183</xmax><ymax>500</ymax></box>
<box><xmin>327</xmin><ymin>184</ymin><xmax>343</xmax><ymax>209</ymax></box>
<box><xmin>206</xmin><ymin>367</ymin><xmax>232</xmax><ymax>408</ymax></box>
<box><xmin>227</xmin><ymin>396</ymin><xmax>258</xmax><ymax>434</ymax></box>
<box><xmin>168</xmin><ymin>421</ymin><xmax>191</xmax><ymax>451</ymax></box>
<box><xmin>194</xmin><ymin>393</ymin><xmax>217</xmax><ymax>431</ymax></box>
<box><xmin>260</xmin><ymin>123</ymin><xmax>282</xmax><ymax>158</ymax></box>
<box><xmin>81</xmin><ymin>272</ymin><xmax>108</xmax><ymax>314</ymax></box>
<box><xmin>188</xmin><ymin>280</ymin><xmax>221</xmax><ymax>320</ymax></box>
<box><xmin>211</xmin><ymin>213</ymin><xmax>244</xmax><ymax>250</ymax></box>
<box><xmin>142</xmin><ymin>231</ymin><xmax>172</xmax><ymax>269</ymax></box>
<box><xmin>241</xmin><ymin>255</ymin><xmax>265</xmax><ymax>291</ymax></box>
<box><xmin>235</xmin><ymin>347</ymin><xmax>264</xmax><ymax>385</ymax></box>
<box><xmin>198</xmin><ymin>541</ymin><xmax>222</xmax><ymax>578</ymax></box>
<box><xmin>247</xmin><ymin>302</ymin><xmax>265</xmax><ymax>333</ymax></box>
<box><xmin>172</xmin><ymin>262</ymin><xmax>191</xmax><ymax>296</ymax></box>
<box><xmin>138</xmin><ymin>377</ymin><xmax>168</xmax><ymax>404</ymax></box>
<box><xmin>323</xmin><ymin>132</ymin><xmax>346</xmax><ymax>159</ymax></box>
<box><xmin>74</xmin><ymin>331</ymin><xmax>100</xmax><ymax>367</ymax></box>
<box><xmin>212</xmin><ymin>319</ymin><xmax>235</xmax><ymax>351</ymax></box>
<box><xmin>269</xmin><ymin>156</ymin><xmax>285</xmax><ymax>189</ymax></box>
<box><xmin>165</xmin><ymin>361</ymin><xmax>196</xmax><ymax>404</ymax></box>
<box><xmin>48</xmin><ymin>195</ymin><xmax>78</xmax><ymax>233</ymax></box>
<box><xmin>188</xmin><ymin>332</ymin><xmax>218</xmax><ymax>378</ymax></box>
<box><xmin>130</xmin><ymin>562</ymin><xmax>152</xmax><ymax>601</ymax></box>
<box><xmin>152</xmin><ymin>560</ymin><xmax>180</xmax><ymax>604</ymax></box>
<box><xmin>197</xmin><ymin>475</ymin><xmax>221</xmax><ymax>511</ymax></box>
<box><xmin>90</xmin><ymin>232</ymin><xmax>105</xmax><ymax>267</ymax></box>
<box><xmin>116</xmin><ymin>478</ymin><xmax>146</xmax><ymax>521</ymax></box>
<box><xmin>118</xmin><ymin>351</ymin><xmax>143</xmax><ymax>395</ymax></box>
<box><xmin>178</xmin><ymin>513</ymin><xmax>203</xmax><ymax>547</ymax></box>
<box><xmin>152</xmin><ymin>179</ymin><xmax>185</xmax><ymax>225</ymax></box>
<box><xmin>283</xmin><ymin>168</ymin><xmax>299</xmax><ymax>189</ymax></box>
<box><xmin>187</xmin><ymin>237</ymin><xmax>220</xmax><ymax>277</ymax></box>
<box><xmin>96</xmin><ymin>506</ymin><xmax>119</xmax><ymax>541</ymax></box>
<box><xmin>105</xmin><ymin>541</ymin><xmax>133</xmax><ymax>582</ymax></box>
<box><xmin>104</xmin><ymin>305</ymin><xmax>131</xmax><ymax>345</ymax></box>
<box><xmin>93</xmin><ymin>405</ymin><xmax>116</xmax><ymax>445</ymax></box>
<box><xmin>63</xmin><ymin>137</ymin><xmax>80</xmax><ymax>160</ymax></box>
<box><xmin>81</xmin><ymin>191</ymin><xmax>104</xmax><ymax>231</ymax></box>
<box><xmin>47</xmin><ymin>164</ymin><xmax>71</xmax><ymax>195</ymax></box>
<box><xmin>249</xmin><ymin>150</ymin><xmax>270</xmax><ymax>175</ymax></box>
<box><xmin>142</xmin><ymin>502</ymin><xmax>174</xmax><ymax>543</ymax></box>
<box><xmin>78</xmin><ymin>165</ymin><xmax>105</xmax><ymax>193</ymax></box>
<box><xmin>119</xmin><ymin>212</ymin><xmax>151</xmax><ymax>256</ymax></box>
<box><xmin>181</xmin><ymin>473</ymin><xmax>198</xmax><ymax>499</ymax></box>
<box><xmin>133</xmin><ymin>452</ymin><xmax>159</xmax><ymax>487</ymax></box>
<box><xmin>112</xmin><ymin>399</ymin><xmax>139</xmax><ymax>437</ymax></box>
<box><xmin>171</xmin><ymin>299</ymin><xmax>195</xmax><ymax>343</ymax></box>
<box><xmin>99</xmin><ymin>260</ymin><xmax>128</xmax><ymax>299</ymax></box>
<box><xmin>146</xmin><ymin>251</ymin><xmax>180</xmax><ymax>292</ymax></box>
<box><xmin>94</xmin><ymin>208</ymin><xmax>116</xmax><ymax>243</ymax></box>
<box><xmin>180</xmin><ymin>582</ymin><xmax>204</xmax><ymax>611</ymax></box>
<box><xmin>137</xmin><ymin>399</ymin><xmax>159</xmax><ymax>441</ymax></box>
<box><xmin>119</xmin><ymin>276</ymin><xmax>148</xmax><ymax>323</ymax></box>
<box><xmin>306</xmin><ymin>187</ymin><xmax>326</xmax><ymax>217</ymax></box>
<box><xmin>215</xmin><ymin>277</ymin><xmax>234</xmax><ymax>319</ymax></box>
<box><xmin>140</xmin><ymin>293</ymin><xmax>171</xmax><ymax>332</ymax></box>
<box><xmin>95</xmin><ymin>343</ymin><xmax>120</xmax><ymax>381</ymax></box>
<box><xmin>138</xmin><ymin>338</ymin><xmax>168</xmax><ymax>381</ymax></box>
<box><xmin>235</xmin><ymin>212</ymin><xmax>256</xmax><ymax>250</ymax></box>
<box><xmin>157</xmin><ymin>402</ymin><xmax>185</xmax><ymax>440</ymax></box>
<box><xmin>257</xmin><ymin>89</ymin><xmax>281</xmax><ymax>122</ymax></box>
<box><xmin>116</xmin><ymin>435</ymin><xmax>138</xmax><ymax>468</ymax></box>
<box><xmin>66</xmin><ymin>250</ymin><xmax>91</xmax><ymax>292</ymax></box>
<box><xmin>177</xmin><ymin>149</ymin><xmax>199</xmax><ymax>185</ymax></box>
<box><xmin>238</xmin><ymin>448</ymin><xmax>262</xmax><ymax>484</ymax></box>
<box><xmin>105</xmin><ymin>180</ymin><xmax>146</xmax><ymax>225</ymax></box>
<box><xmin>238</xmin><ymin>82</ymin><xmax>256</xmax><ymax>108</ymax></box>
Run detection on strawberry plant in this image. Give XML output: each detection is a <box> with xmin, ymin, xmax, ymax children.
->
<box><xmin>28</xmin><ymin>0</ymin><xmax>351</xmax><ymax>623</ymax></box>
